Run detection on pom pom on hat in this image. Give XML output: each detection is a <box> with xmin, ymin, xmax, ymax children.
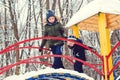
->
<box><xmin>46</xmin><ymin>10</ymin><xmax>55</xmax><ymax>20</ymax></box>
<box><xmin>68</xmin><ymin>35</ymin><xmax>77</xmax><ymax>40</ymax></box>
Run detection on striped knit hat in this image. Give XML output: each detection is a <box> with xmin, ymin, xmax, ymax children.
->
<box><xmin>67</xmin><ymin>35</ymin><xmax>77</xmax><ymax>40</ymax></box>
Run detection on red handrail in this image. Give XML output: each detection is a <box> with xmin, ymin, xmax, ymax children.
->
<box><xmin>107</xmin><ymin>41</ymin><xmax>120</xmax><ymax>59</ymax></box>
<box><xmin>108</xmin><ymin>61</ymin><xmax>120</xmax><ymax>76</ymax></box>
<box><xmin>0</xmin><ymin>54</ymin><xmax>104</xmax><ymax>76</ymax></box>
<box><xmin>0</xmin><ymin>36</ymin><xmax>104</xmax><ymax>76</ymax></box>
<box><xmin>0</xmin><ymin>36</ymin><xmax>102</xmax><ymax>60</ymax></box>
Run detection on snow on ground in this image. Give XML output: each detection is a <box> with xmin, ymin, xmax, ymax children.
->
<box><xmin>116</xmin><ymin>76</ymin><xmax>120</xmax><ymax>80</ymax></box>
<box><xmin>4</xmin><ymin>67</ymin><xmax>94</xmax><ymax>80</ymax></box>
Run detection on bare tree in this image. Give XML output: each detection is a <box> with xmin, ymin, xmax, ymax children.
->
<box><xmin>8</xmin><ymin>0</ymin><xmax>20</xmax><ymax>75</ymax></box>
<box><xmin>46</xmin><ymin>0</ymin><xmax>50</xmax><ymax>10</ymax></box>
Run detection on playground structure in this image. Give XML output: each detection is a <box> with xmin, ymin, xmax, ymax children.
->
<box><xmin>0</xmin><ymin>36</ymin><xmax>120</xmax><ymax>80</ymax></box>
<box><xmin>1</xmin><ymin>0</ymin><xmax>120</xmax><ymax>80</ymax></box>
<box><xmin>0</xmin><ymin>37</ymin><xmax>101</xmax><ymax>80</ymax></box>
<box><xmin>65</xmin><ymin>0</ymin><xmax>120</xmax><ymax>80</ymax></box>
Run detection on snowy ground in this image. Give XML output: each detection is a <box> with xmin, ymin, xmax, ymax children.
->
<box><xmin>4</xmin><ymin>67</ymin><xmax>94</xmax><ymax>80</ymax></box>
<box><xmin>116</xmin><ymin>76</ymin><xmax>120</xmax><ymax>80</ymax></box>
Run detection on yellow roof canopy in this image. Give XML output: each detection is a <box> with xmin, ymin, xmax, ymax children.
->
<box><xmin>65</xmin><ymin>0</ymin><xmax>120</xmax><ymax>32</ymax></box>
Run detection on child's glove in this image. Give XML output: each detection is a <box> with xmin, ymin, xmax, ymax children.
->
<box><xmin>39</xmin><ymin>48</ymin><xmax>42</xmax><ymax>52</ymax></box>
<box><xmin>39</xmin><ymin>46</ymin><xmax>43</xmax><ymax>52</ymax></box>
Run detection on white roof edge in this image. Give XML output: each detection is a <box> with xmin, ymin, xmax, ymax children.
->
<box><xmin>65</xmin><ymin>0</ymin><xmax>120</xmax><ymax>28</ymax></box>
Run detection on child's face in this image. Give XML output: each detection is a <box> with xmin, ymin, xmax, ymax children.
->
<box><xmin>67</xmin><ymin>41</ymin><xmax>75</xmax><ymax>47</ymax></box>
<box><xmin>48</xmin><ymin>16</ymin><xmax>55</xmax><ymax>23</ymax></box>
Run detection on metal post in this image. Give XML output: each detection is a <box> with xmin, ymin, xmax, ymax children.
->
<box><xmin>98</xmin><ymin>12</ymin><xmax>114</xmax><ymax>80</ymax></box>
<box><xmin>72</xmin><ymin>25</ymin><xmax>79</xmax><ymax>38</ymax></box>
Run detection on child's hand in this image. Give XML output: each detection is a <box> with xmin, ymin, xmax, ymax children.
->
<box><xmin>39</xmin><ymin>48</ymin><xmax>42</xmax><ymax>52</ymax></box>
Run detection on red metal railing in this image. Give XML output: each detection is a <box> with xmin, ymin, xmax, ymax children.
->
<box><xmin>0</xmin><ymin>36</ymin><xmax>102</xmax><ymax>60</ymax></box>
<box><xmin>107</xmin><ymin>41</ymin><xmax>120</xmax><ymax>76</ymax></box>
<box><xmin>0</xmin><ymin>54</ymin><xmax>103</xmax><ymax>75</ymax></box>
<box><xmin>1</xmin><ymin>36</ymin><xmax>113</xmax><ymax>77</ymax></box>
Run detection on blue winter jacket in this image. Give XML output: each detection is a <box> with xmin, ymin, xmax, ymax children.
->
<box><xmin>68</xmin><ymin>39</ymin><xmax>87</xmax><ymax>61</ymax></box>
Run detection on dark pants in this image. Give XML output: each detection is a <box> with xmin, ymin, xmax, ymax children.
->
<box><xmin>50</xmin><ymin>44</ymin><xmax>64</xmax><ymax>69</ymax></box>
<box><xmin>74</xmin><ymin>61</ymin><xmax>83</xmax><ymax>73</ymax></box>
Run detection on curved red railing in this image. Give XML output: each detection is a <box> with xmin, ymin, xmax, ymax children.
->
<box><xmin>0</xmin><ymin>61</ymin><xmax>52</xmax><ymax>71</ymax></box>
<box><xmin>106</xmin><ymin>41</ymin><xmax>120</xmax><ymax>76</ymax></box>
<box><xmin>108</xmin><ymin>61</ymin><xmax>120</xmax><ymax>76</ymax></box>
<box><xmin>0</xmin><ymin>54</ymin><xmax>104</xmax><ymax>75</ymax></box>
<box><xmin>0</xmin><ymin>36</ymin><xmax>102</xmax><ymax>60</ymax></box>
<box><xmin>107</xmin><ymin>41</ymin><xmax>120</xmax><ymax>59</ymax></box>
<box><xmin>0</xmin><ymin>36</ymin><xmax>104</xmax><ymax>76</ymax></box>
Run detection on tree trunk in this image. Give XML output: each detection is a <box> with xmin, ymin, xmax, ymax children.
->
<box><xmin>8</xmin><ymin>0</ymin><xmax>20</xmax><ymax>75</ymax></box>
<box><xmin>46</xmin><ymin>0</ymin><xmax>49</xmax><ymax>10</ymax></box>
<box><xmin>52</xmin><ymin>0</ymin><xmax>56</xmax><ymax>11</ymax></box>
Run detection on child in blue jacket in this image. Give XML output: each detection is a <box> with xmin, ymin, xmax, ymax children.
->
<box><xmin>67</xmin><ymin>35</ymin><xmax>93</xmax><ymax>73</ymax></box>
